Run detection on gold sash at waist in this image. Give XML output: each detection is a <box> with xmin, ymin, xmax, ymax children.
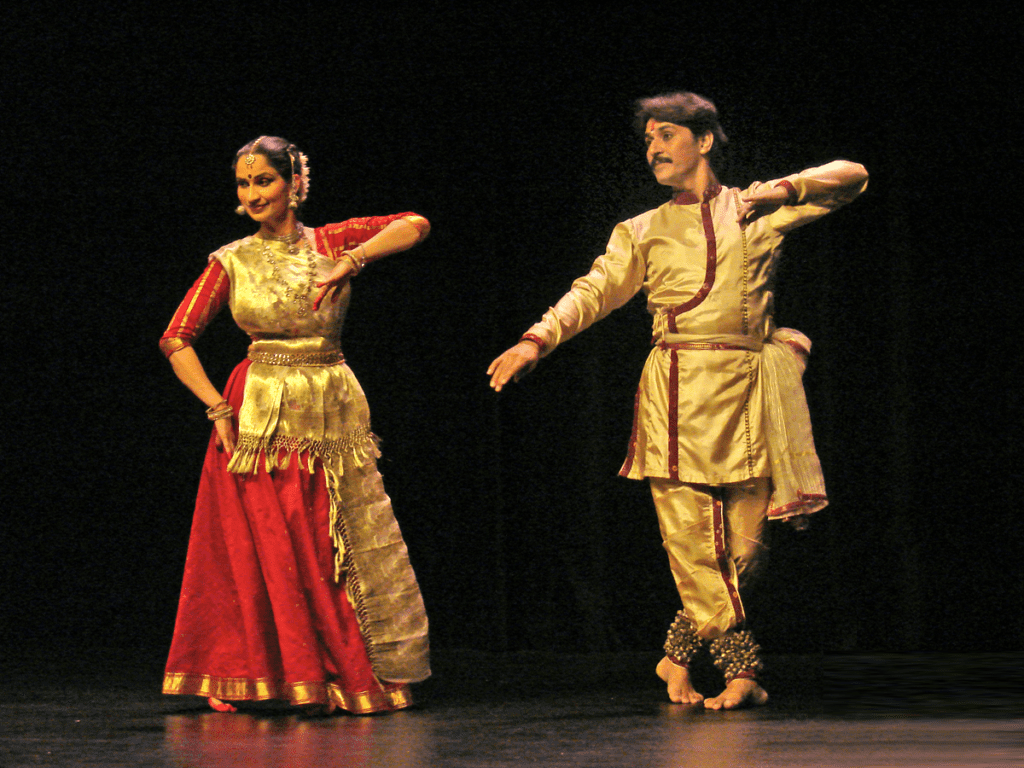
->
<box><xmin>761</xmin><ymin>328</ymin><xmax>827</xmax><ymax>520</ymax></box>
<box><xmin>228</xmin><ymin>336</ymin><xmax>371</xmax><ymax>479</ymax></box>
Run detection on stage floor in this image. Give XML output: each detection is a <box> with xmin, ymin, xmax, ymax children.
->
<box><xmin>2</xmin><ymin>650</ymin><xmax>1021</xmax><ymax>767</ymax></box>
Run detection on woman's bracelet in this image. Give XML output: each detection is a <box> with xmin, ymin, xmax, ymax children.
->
<box><xmin>340</xmin><ymin>244</ymin><xmax>371</xmax><ymax>275</ymax></box>
<box><xmin>207</xmin><ymin>407</ymin><xmax>234</xmax><ymax>422</ymax></box>
<box><xmin>206</xmin><ymin>401</ymin><xmax>234</xmax><ymax>421</ymax></box>
<box><xmin>341</xmin><ymin>252</ymin><xmax>362</xmax><ymax>274</ymax></box>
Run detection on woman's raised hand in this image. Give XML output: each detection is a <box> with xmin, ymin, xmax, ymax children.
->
<box><xmin>487</xmin><ymin>341</ymin><xmax>541</xmax><ymax>392</ymax></box>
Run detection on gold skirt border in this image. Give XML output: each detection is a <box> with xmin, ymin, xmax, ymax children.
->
<box><xmin>162</xmin><ymin>672</ymin><xmax>412</xmax><ymax>714</ymax></box>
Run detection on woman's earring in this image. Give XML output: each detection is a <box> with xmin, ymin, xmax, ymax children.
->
<box><xmin>235</xmin><ymin>205</ymin><xmax>246</xmax><ymax>216</ymax></box>
<box><xmin>288</xmin><ymin>186</ymin><xmax>299</xmax><ymax>210</ymax></box>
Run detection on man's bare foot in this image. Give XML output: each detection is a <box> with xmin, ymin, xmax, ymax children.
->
<box><xmin>704</xmin><ymin>678</ymin><xmax>768</xmax><ymax>710</ymax></box>
<box><xmin>656</xmin><ymin>656</ymin><xmax>704</xmax><ymax>705</ymax></box>
<box><xmin>207</xmin><ymin>697</ymin><xmax>238</xmax><ymax>713</ymax></box>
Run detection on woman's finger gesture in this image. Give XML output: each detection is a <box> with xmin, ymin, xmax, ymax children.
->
<box><xmin>312</xmin><ymin>256</ymin><xmax>358</xmax><ymax>311</ymax></box>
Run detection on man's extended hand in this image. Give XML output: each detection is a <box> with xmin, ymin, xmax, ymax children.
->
<box><xmin>487</xmin><ymin>340</ymin><xmax>541</xmax><ymax>392</ymax></box>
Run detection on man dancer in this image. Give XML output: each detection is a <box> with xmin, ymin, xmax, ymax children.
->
<box><xmin>488</xmin><ymin>91</ymin><xmax>867</xmax><ymax>709</ymax></box>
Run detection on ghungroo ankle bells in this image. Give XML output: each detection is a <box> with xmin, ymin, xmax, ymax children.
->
<box><xmin>664</xmin><ymin>611</ymin><xmax>702</xmax><ymax>667</ymax></box>
<box><xmin>709</xmin><ymin>629</ymin><xmax>764</xmax><ymax>683</ymax></box>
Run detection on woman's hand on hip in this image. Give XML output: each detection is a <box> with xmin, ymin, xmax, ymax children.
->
<box><xmin>214</xmin><ymin>418</ymin><xmax>236</xmax><ymax>457</ymax></box>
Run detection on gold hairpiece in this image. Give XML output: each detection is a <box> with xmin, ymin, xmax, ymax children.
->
<box><xmin>244</xmin><ymin>136</ymin><xmax>267</xmax><ymax>167</ymax></box>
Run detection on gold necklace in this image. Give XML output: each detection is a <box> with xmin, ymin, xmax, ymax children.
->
<box><xmin>261</xmin><ymin>224</ymin><xmax>317</xmax><ymax>317</ymax></box>
<box><xmin>259</xmin><ymin>226</ymin><xmax>303</xmax><ymax>253</ymax></box>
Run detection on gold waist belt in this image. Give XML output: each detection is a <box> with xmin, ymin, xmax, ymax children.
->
<box><xmin>247</xmin><ymin>349</ymin><xmax>345</xmax><ymax>367</ymax></box>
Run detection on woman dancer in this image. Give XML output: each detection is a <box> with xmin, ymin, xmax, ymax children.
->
<box><xmin>160</xmin><ymin>136</ymin><xmax>430</xmax><ymax>714</ymax></box>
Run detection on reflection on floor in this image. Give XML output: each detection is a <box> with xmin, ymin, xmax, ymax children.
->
<box><xmin>2</xmin><ymin>650</ymin><xmax>1022</xmax><ymax>767</ymax></box>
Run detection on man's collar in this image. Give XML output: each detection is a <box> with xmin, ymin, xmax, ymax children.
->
<box><xmin>672</xmin><ymin>182</ymin><xmax>722</xmax><ymax>205</ymax></box>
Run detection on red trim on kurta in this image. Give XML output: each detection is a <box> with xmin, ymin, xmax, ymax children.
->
<box><xmin>712</xmin><ymin>491</ymin><xmax>745</xmax><ymax>625</ymax></box>
<box><xmin>768</xmin><ymin>492</ymin><xmax>828</xmax><ymax>518</ymax></box>
<box><xmin>619</xmin><ymin>384</ymin><xmax>643</xmax><ymax>477</ymax></box>
<box><xmin>519</xmin><ymin>333</ymin><xmax>546</xmax><ymax>352</ymax></box>
<box><xmin>667</xmin><ymin>189</ymin><xmax>720</xmax><ymax>332</ymax></box>
<box><xmin>774</xmin><ymin>179</ymin><xmax>798</xmax><ymax>205</ymax></box>
<box><xmin>668</xmin><ymin>349</ymin><xmax>680</xmax><ymax>481</ymax></box>
<box><xmin>661</xmin><ymin>185</ymin><xmax>723</xmax><ymax>472</ymax></box>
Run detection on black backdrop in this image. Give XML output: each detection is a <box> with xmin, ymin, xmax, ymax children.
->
<box><xmin>3</xmin><ymin>4</ymin><xmax>1020</xmax><ymax>661</ymax></box>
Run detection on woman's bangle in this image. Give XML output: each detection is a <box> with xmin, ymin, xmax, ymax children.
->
<box><xmin>206</xmin><ymin>401</ymin><xmax>233</xmax><ymax>421</ymax></box>
<box><xmin>341</xmin><ymin>252</ymin><xmax>362</xmax><ymax>275</ymax></box>
<box><xmin>340</xmin><ymin>244</ymin><xmax>370</xmax><ymax>275</ymax></box>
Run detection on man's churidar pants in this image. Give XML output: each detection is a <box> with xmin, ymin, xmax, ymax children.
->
<box><xmin>650</xmin><ymin>477</ymin><xmax>771</xmax><ymax>640</ymax></box>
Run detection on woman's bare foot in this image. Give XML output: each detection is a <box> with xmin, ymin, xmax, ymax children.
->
<box><xmin>656</xmin><ymin>656</ymin><xmax>704</xmax><ymax>705</ymax></box>
<box><xmin>207</xmin><ymin>697</ymin><xmax>238</xmax><ymax>713</ymax></box>
<box><xmin>704</xmin><ymin>678</ymin><xmax>768</xmax><ymax>710</ymax></box>
<box><xmin>300</xmin><ymin>702</ymin><xmax>338</xmax><ymax>717</ymax></box>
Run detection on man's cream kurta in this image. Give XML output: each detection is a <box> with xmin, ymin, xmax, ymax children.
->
<box><xmin>525</xmin><ymin>162</ymin><xmax>867</xmax><ymax>517</ymax></box>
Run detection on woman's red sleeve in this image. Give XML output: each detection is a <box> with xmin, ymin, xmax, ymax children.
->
<box><xmin>313</xmin><ymin>213</ymin><xmax>430</xmax><ymax>260</ymax></box>
<box><xmin>159</xmin><ymin>259</ymin><xmax>231</xmax><ymax>358</ymax></box>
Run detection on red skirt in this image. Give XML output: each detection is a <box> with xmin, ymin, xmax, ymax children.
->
<box><xmin>163</xmin><ymin>360</ymin><xmax>410</xmax><ymax>713</ymax></box>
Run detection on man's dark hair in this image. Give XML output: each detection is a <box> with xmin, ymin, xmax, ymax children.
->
<box><xmin>635</xmin><ymin>91</ymin><xmax>728</xmax><ymax>166</ymax></box>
